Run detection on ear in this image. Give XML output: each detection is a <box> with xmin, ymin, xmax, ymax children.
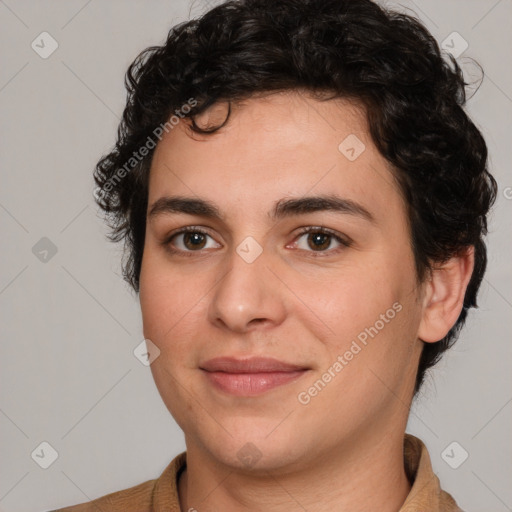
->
<box><xmin>418</xmin><ymin>247</ymin><xmax>475</xmax><ymax>343</ymax></box>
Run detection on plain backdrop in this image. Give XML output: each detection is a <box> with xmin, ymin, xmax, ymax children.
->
<box><xmin>0</xmin><ymin>0</ymin><xmax>511</xmax><ymax>511</ymax></box>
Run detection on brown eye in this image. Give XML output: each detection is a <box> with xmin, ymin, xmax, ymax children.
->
<box><xmin>293</xmin><ymin>227</ymin><xmax>351</xmax><ymax>254</ymax></box>
<box><xmin>306</xmin><ymin>232</ymin><xmax>331</xmax><ymax>251</ymax></box>
<box><xmin>166</xmin><ymin>228</ymin><xmax>220</xmax><ymax>254</ymax></box>
<box><xmin>182</xmin><ymin>232</ymin><xmax>207</xmax><ymax>250</ymax></box>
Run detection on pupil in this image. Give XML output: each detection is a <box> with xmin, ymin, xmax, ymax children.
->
<box><xmin>185</xmin><ymin>232</ymin><xmax>205</xmax><ymax>249</ymax></box>
<box><xmin>309</xmin><ymin>233</ymin><xmax>330</xmax><ymax>250</ymax></box>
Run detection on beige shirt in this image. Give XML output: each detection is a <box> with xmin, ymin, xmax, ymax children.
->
<box><xmin>52</xmin><ymin>434</ymin><xmax>463</xmax><ymax>511</ymax></box>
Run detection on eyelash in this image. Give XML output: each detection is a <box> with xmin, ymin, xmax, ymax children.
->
<box><xmin>162</xmin><ymin>225</ymin><xmax>352</xmax><ymax>258</ymax></box>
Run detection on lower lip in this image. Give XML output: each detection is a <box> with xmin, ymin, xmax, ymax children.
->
<box><xmin>202</xmin><ymin>370</ymin><xmax>307</xmax><ymax>396</ymax></box>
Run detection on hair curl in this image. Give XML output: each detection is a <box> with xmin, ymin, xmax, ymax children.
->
<box><xmin>94</xmin><ymin>0</ymin><xmax>497</xmax><ymax>394</ymax></box>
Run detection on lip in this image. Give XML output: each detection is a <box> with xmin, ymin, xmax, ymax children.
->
<box><xmin>200</xmin><ymin>357</ymin><xmax>309</xmax><ymax>396</ymax></box>
<box><xmin>200</xmin><ymin>356</ymin><xmax>308</xmax><ymax>373</ymax></box>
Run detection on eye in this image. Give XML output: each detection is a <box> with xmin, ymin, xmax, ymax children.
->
<box><xmin>292</xmin><ymin>227</ymin><xmax>351</xmax><ymax>254</ymax></box>
<box><xmin>165</xmin><ymin>227</ymin><xmax>220</xmax><ymax>254</ymax></box>
<box><xmin>163</xmin><ymin>225</ymin><xmax>351</xmax><ymax>257</ymax></box>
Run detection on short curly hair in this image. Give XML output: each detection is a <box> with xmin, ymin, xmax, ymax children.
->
<box><xmin>94</xmin><ymin>0</ymin><xmax>497</xmax><ymax>394</ymax></box>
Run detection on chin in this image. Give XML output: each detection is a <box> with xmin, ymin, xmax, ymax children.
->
<box><xmin>191</xmin><ymin>421</ymin><xmax>308</xmax><ymax>473</ymax></box>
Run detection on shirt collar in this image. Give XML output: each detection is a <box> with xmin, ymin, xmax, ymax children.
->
<box><xmin>399</xmin><ymin>434</ymin><xmax>463</xmax><ymax>511</ymax></box>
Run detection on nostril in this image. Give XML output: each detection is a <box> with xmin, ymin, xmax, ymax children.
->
<box><xmin>247</xmin><ymin>318</ymin><xmax>269</xmax><ymax>328</ymax></box>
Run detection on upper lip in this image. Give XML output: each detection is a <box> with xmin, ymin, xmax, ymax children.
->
<box><xmin>200</xmin><ymin>357</ymin><xmax>308</xmax><ymax>373</ymax></box>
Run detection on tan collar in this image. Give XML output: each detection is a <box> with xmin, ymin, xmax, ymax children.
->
<box><xmin>399</xmin><ymin>434</ymin><xmax>463</xmax><ymax>511</ymax></box>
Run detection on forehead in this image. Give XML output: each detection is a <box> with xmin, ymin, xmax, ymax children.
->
<box><xmin>148</xmin><ymin>91</ymin><xmax>404</xmax><ymax>224</ymax></box>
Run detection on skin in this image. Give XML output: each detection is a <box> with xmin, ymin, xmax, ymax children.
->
<box><xmin>139</xmin><ymin>90</ymin><xmax>474</xmax><ymax>511</ymax></box>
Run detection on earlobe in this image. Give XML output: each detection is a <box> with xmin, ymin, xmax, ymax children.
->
<box><xmin>418</xmin><ymin>247</ymin><xmax>475</xmax><ymax>343</ymax></box>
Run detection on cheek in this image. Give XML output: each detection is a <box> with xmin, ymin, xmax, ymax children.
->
<box><xmin>139</xmin><ymin>264</ymin><xmax>172</xmax><ymax>341</ymax></box>
<box><xmin>139</xmin><ymin>248</ymin><xmax>220</xmax><ymax>384</ymax></box>
<box><xmin>293</xmin><ymin>263</ymin><xmax>403</xmax><ymax>339</ymax></box>
<box><xmin>140</xmin><ymin>253</ymin><xmax>205</xmax><ymax>421</ymax></box>
<box><xmin>300</xmin><ymin>252</ymin><xmax>419</xmax><ymax>363</ymax></box>
<box><xmin>139</xmin><ymin>249</ymin><xmax>202</xmax><ymax>341</ymax></box>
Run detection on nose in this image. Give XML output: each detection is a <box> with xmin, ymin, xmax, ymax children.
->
<box><xmin>208</xmin><ymin>243</ymin><xmax>287</xmax><ymax>333</ymax></box>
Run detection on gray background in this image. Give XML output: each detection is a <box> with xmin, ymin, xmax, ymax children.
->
<box><xmin>0</xmin><ymin>0</ymin><xmax>510</xmax><ymax>510</ymax></box>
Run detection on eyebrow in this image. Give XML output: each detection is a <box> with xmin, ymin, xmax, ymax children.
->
<box><xmin>148</xmin><ymin>194</ymin><xmax>375</xmax><ymax>223</ymax></box>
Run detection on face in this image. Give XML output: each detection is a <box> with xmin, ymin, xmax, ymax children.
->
<box><xmin>139</xmin><ymin>91</ymin><xmax>425</xmax><ymax>473</ymax></box>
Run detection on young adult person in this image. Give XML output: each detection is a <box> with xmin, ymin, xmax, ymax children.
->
<box><xmin>53</xmin><ymin>0</ymin><xmax>496</xmax><ymax>510</ymax></box>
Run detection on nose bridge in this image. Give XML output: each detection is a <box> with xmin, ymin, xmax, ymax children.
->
<box><xmin>208</xmin><ymin>239</ymin><xmax>284</xmax><ymax>332</ymax></box>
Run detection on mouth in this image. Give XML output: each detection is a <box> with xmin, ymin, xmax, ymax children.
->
<box><xmin>200</xmin><ymin>357</ymin><xmax>310</xmax><ymax>396</ymax></box>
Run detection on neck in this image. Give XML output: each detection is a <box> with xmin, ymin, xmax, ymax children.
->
<box><xmin>178</xmin><ymin>428</ymin><xmax>411</xmax><ymax>512</ymax></box>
